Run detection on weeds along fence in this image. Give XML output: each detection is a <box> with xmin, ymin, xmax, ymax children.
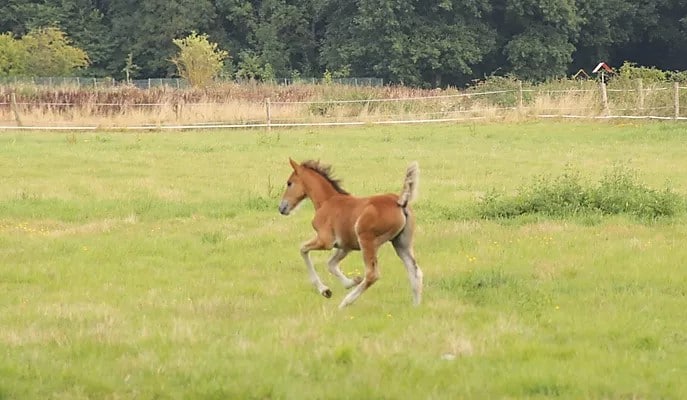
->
<box><xmin>0</xmin><ymin>79</ymin><xmax>685</xmax><ymax>130</ymax></box>
<box><xmin>0</xmin><ymin>76</ymin><xmax>383</xmax><ymax>89</ymax></box>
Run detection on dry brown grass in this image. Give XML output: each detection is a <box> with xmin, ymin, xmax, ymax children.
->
<box><xmin>0</xmin><ymin>80</ymin><xmax>679</xmax><ymax>127</ymax></box>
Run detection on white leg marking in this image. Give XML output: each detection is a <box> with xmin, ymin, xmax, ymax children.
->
<box><xmin>301</xmin><ymin>249</ymin><xmax>331</xmax><ymax>297</ymax></box>
<box><xmin>327</xmin><ymin>249</ymin><xmax>358</xmax><ymax>289</ymax></box>
<box><xmin>339</xmin><ymin>281</ymin><xmax>366</xmax><ymax>308</ymax></box>
<box><xmin>395</xmin><ymin>247</ymin><xmax>423</xmax><ymax>305</ymax></box>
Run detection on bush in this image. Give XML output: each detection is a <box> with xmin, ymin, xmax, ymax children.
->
<box><xmin>478</xmin><ymin>165</ymin><xmax>684</xmax><ymax>220</ymax></box>
<box><xmin>589</xmin><ymin>165</ymin><xmax>684</xmax><ymax>218</ymax></box>
<box><xmin>172</xmin><ymin>32</ymin><xmax>229</xmax><ymax>87</ymax></box>
<box><xmin>0</xmin><ymin>27</ymin><xmax>89</xmax><ymax>77</ymax></box>
<box><xmin>0</xmin><ymin>33</ymin><xmax>27</xmax><ymax>76</ymax></box>
<box><xmin>617</xmin><ymin>62</ymin><xmax>668</xmax><ymax>83</ymax></box>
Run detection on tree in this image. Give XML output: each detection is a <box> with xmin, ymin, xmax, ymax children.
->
<box><xmin>490</xmin><ymin>0</ymin><xmax>580</xmax><ymax>81</ymax></box>
<box><xmin>122</xmin><ymin>52</ymin><xmax>139</xmax><ymax>83</ymax></box>
<box><xmin>0</xmin><ymin>0</ymin><xmax>62</xmax><ymax>35</ymax></box>
<box><xmin>172</xmin><ymin>31</ymin><xmax>228</xmax><ymax>87</ymax></box>
<box><xmin>319</xmin><ymin>0</ymin><xmax>495</xmax><ymax>87</ymax></box>
<box><xmin>253</xmin><ymin>0</ymin><xmax>319</xmax><ymax>78</ymax></box>
<box><xmin>57</xmin><ymin>0</ymin><xmax>115</xmax><ymax>76</ymax></box>
<box><xmin>213</xmin><ymin>0</ymin><xmax>320</xmax><ymax>79</ymax></box>
<box><xmin>235</xmin><ymin>50</ymin><xmax>274</xmax><ymax>81</ymax></box>
<box><xmin>0</xmin><ymin>33</ymin><xmax>27</xmax><ymax>76</ymax></box>
<box><xmin>107</xmin><ymin>0</ymin><xmax>218</xmax><ymax>78</ymax></box>
<box><xmin>504</xmin><ymin>27</ymin><xmax>576</xmax><ymax>81</ymax></box>
<box><xmin>21</xmin><ymin>26</ymin><xmax>89</xmax><ymax>76</ymax></box>
<box><xmin>0</xmin><ymin>0</ymin><xmax>685</xmax><ymax>85</ymax></box>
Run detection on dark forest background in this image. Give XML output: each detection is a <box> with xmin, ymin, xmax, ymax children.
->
<box><xmin>1</xmin><ymin>0</ymin><xmax>686</xmax><ymax>87</ymax></box>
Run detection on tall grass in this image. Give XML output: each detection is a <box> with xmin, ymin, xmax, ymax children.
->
<box><xmin>1</xmin><ymin>78</ymin><xmax>684</xmax><ymax>127</ymax></box>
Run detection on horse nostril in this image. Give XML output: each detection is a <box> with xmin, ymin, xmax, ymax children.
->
<box><xmin>278</xmin><ymin>201</ymin><xmax>290</xmax><ymax>215</ymax></box>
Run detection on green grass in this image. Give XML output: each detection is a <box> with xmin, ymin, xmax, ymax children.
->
<box><xmin>1</xmin><ymin>121</ymin><xmax>687</xmax><ymax>399</ymax></box>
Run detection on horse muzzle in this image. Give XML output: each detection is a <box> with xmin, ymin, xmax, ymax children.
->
<box><xmin>278</xmin><ymin>200</ymin><xmax>290</xmax><ymax>215</ymax></box>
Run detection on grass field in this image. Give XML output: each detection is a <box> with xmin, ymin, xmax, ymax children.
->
<box><xmin>2</xmin><ymin>121</ymin><xmax>687</xmax><ymax>399</ymax></box>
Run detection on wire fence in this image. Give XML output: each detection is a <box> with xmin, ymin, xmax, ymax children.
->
<box><xmin>0</xmin><ymin>80</ymin><xmax>685</xmax><ymax>130</ymax></box>
<box><xmin>0</xmin><ymin>76</ymin><xmax>383</xmax><ymax>89</ymax></box>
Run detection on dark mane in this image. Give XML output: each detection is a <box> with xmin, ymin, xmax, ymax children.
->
<box><xmin>301</xmin><ymin>160</ymin><xmax>349</xmax><ymax>195</ymax></box>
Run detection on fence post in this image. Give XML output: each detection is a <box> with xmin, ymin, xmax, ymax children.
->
<box><xmin>637</xmin><ymin>79</ymin><xmax>644</xmax><ymax>112</ymax></box>
<box><xmin>10</xmin><ymin>92</ymin><xmax>23</xmax><ymax>126</ymax></box>
<box><xmin>674</xmin><ymin>82</ymin><xmax>680</xmax><ymax>119</ymax></box>
<box><xmin>265</xmin><ymin>97</ymin><xmax>272</xmax><ymax>131</ymax></box>
<box><xmin>517</xmin><ymin>80</ymin><xmax>524</xmax><ymax>111</ymax></box>
<box><xmin>599</xmin><ymin>81</ymin><xmax>609</xmax><ymax>116</ymax></box>
<box><xmin>174</xmin><ymin>99</ymin><xmax>183</xmax><ymax>121</ymax></box>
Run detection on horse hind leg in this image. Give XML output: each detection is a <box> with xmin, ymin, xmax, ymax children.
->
<box><xmin>327</xmin><ymin>248</ymin><xmax>362</xmax><ymax>289</ymax></box>
<box><xmin>392</xmin><ymin>232</ymin><xmax>423</xmax><ymax>306</ymax></box>
<box><xmin>339</xmin><ymin>237</ymin><xmax>380</xmax><ymax>308</ymax></box>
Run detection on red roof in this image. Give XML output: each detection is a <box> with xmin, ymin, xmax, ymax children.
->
<box><xmin>592</xmin><ymin>62</ymin><xmax>614</xmax><ymax>73</ymax></box>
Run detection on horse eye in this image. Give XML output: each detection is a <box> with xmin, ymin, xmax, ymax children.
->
<box><xmin>287</xmin><ymin>181</ymin><xmax>292</xmax><ymax>187</ymax></box>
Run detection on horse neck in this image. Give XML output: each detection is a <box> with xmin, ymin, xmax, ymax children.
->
<box><xmin>302</xmin><ymin>169</ymin><xmax>340</xmax><ymax>209</ymax></box>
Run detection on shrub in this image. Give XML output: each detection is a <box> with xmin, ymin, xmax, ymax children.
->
<box><xmin>9</xmin><ymin>27</ymin><xmax>89</xmax><ymax>76</ymax></box>
<box><xmin>478</xmin><ymin>165</ymin><xmax>684</xmax><ymax>220</ymax></box>
<box><xmin>617</xmin><ymin>62</ymin><xmax>667</xmax><ymax>83</ymax></box>
<box><xmin>172</xmin><ymin>32</ymin><xmax>229</xmax><ymax>87</ymax></box>
<box><xmin>0</xmin><ymin>33</ymin><xmax>27</xmax><ymax>76</ymax></box>
<box><xmin>589</xmin><ymin>165</ymin><xmax>684</xmax><ymax>218</ymax></box>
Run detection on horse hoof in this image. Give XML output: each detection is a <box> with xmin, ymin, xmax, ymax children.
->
<box><xmin>322</xmin><ymin>289</ymin><xmax>332</xmax><ymax>298</ymax></box>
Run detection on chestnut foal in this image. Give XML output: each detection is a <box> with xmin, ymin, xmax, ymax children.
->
<box><xmin>278</xmin><ymin>159</ymin><xmax>423</xmax><ymax>308</ymax></box>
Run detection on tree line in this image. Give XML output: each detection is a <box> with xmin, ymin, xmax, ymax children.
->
<box><xmin>0</xmin><ymin>0</ymin><xmax>685</xmax><ymax>87</ymax></box>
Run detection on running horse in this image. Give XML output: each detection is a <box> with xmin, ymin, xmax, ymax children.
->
<box><xmin>278</xmin><ymin>158</ymin><xmax>423</xmax><ymax>308</ymax></box>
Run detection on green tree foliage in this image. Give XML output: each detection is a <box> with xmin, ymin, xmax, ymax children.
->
<box><xmin>253</xmin><ymin>0</ymin><xmax>319</xmax><ymax>77</ymax></box>
<box><xmin>107</xmin><ymin>0</ymin><xmax>218</xmax><ymax>77</ymax></box>
<box><xmin>57</xmin><ymin>0</ymin><xmax>115</xmax><ymax>76</ymax></box>
<box><xmin>320</xmin><ymin>0</ymin><xmax>496</xmax><ymax>87</ymax></box>
<box><xmin>172</xmin><ymin>31</ymin><xmax>229</xmax><ymax>87</ymax></box>
<box><xmin>0</xmin><ymin>33</ymin><xmax>27</xmax><ymax>76</ymax></box>
<box><xmin>573</xmin><ymin>0</ymin><xmax>641</xmax><ymax>69</ymax></box>
<box><xmin>0</xmin><ymin>0</ymin><xmax>686</xmax><ymax>86</ymax></box>
<box><xmin>493</xmin><ymin>0</ymin><xmax>580</xmax><ymax>81</ymax></box>
<box><xmin>0</xmin><ymin>0</ymin><xmax>62</xmax><ymax>35</ymax></box>
<box><xmin>504</xmin><ymin>28</ymin><xmax>576</xmax><ymax>81</ymax></box>
<box><xmin>7</xmin><ymin>27</ymin><xmax>89</xmax><ymax>76</ymax></box>
<box><xmin>235</xmin><ymin>50</ymin><xmax>274</xmax><ymax>81</ymax></box>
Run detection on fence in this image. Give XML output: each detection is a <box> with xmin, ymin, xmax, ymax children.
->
<box><xmin>0</xmin><ymin>79</ymin><xmax>685</xmax><ymax>130</ymax></box>
<box><xmin>266</xmin><ymin>77</ymin><xmax>384</xmax><ymax>86</ymax></box>
<box><xmin>0</xmin><ymin>76</ymin><xmax>382</xmax><ymax>89</ymax></box>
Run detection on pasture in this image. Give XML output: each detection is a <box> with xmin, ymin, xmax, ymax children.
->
<box><xmin>1</xmin><ymin>121</ymin><xmax>687</xmax><ymax>399</ymax></box>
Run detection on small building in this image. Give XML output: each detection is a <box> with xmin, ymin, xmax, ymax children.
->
<box><xmin>592</xmin><ymin>62</ymin><xmax>614</xmax><ymax>83</ymax></box>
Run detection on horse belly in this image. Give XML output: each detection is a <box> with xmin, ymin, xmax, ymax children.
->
<box><xmin>333</xmin><ymin>230</ymin><xmax>361</xmax><ymax>251</ymax></box>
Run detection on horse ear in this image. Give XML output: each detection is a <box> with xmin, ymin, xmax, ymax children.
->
<box><xmin>289</xmin><ymin>158</ymin><xmax>300</xmax><ymax>172</ymax></box>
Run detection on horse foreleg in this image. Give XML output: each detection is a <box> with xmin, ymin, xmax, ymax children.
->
<box><xmin>300</xmin><ymin>237</ymin><xmax>332</xmax><ymax>298</ymax></box>
<box><xmin>327</xmin><ymin>249</ymin><xmax>362</xmax><ymax>289</ymax></box>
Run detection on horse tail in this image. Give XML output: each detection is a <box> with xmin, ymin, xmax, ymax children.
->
<box><xmin>397</xmin><ymin>161</ymin><xmax>419</xmax><ymax>208</ymax></box>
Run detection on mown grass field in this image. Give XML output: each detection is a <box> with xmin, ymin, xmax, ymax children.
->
<box><xmin>1</xmin><ymin>121</ymin><xmax>687</xmax><ymax>399</ymax></box>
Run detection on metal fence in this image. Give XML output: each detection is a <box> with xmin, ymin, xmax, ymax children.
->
<box><xmin>0</xmin><ymin>76</ymin><xmax>383</xmax><ymax>89</ymax></box>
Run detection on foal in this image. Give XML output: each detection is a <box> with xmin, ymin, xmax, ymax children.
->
<box><xmin>279</xmin><ymin>158</ymin><xmax>423</xmax><ymax>308</ymax></box>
